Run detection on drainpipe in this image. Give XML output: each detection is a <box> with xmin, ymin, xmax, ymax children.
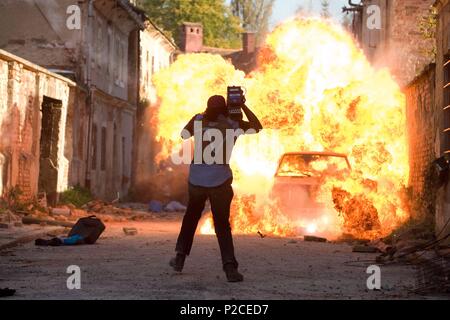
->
<box><xmin>84</xmin><ymin>0</ymin><xmax>94</xmax><ymax>189</ymax></box>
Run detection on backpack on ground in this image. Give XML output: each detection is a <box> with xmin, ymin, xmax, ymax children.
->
<box><xmin>68</xmin><ymin>215</ymin><xmax>106</xmax><ymax>245</ymax></box>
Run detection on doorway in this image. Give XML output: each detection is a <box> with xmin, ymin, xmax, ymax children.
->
<box><xmin>38</xmin><ymin>96</ymin><xmax>62</xmax><ymax>206</ymax></box>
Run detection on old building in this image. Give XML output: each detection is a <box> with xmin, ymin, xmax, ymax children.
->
<box><xmin>404</xmin><ymin>64</ymin><xmax>439</xmax><ymax>222</ymax></box>
<box><xmin>0</xmin><ymin>0</ymin><xmax>147</xmax><ymax>201</ymax></box>
<box><xmin>132</xmin><ymin>10</ymin><xmax>177</xmax><ymax>196</ymax></box>
<box><xmin>347</xmin><ymin>0</ymin><xmax>450</xmax><ymax>237</ymax></box>
<box><xmin>432</xmin><ymin>0</ymin><xmax>450</xmax><ymax>239</ymax></box>
<box><xmin>0</xmin><ymin>49</ymin><xmax>75</xmax><ymax>204</ymax></box>
<box><xmin>403</xmin><ymin>0</ymin><xmax>450</xmax><ymax>240</ymax></box>
<box><xmin>346</xmin><ymin>0</ymin><xmax>435</xmax><ymax>87</ymax></box>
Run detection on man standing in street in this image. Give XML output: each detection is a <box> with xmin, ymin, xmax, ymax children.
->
<box><xmin>170</xmin><ymin>94</ymin><xmax>263</xmax><ymax>282</ymax></box>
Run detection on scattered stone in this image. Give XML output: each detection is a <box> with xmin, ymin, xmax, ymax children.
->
<box><xmin>0</xmin><ymin>210</ymin><xmax>21</xmax><ymax>224</ymax></box>
<box><xmin>71</xmin><ymin>208</ymin><xmax>89</xmax><ymax>218</ymax></box>
<box><xmin>304</xmin><ymin>235</ymin><xmax>327</xmax><ymax>243</ymax></box>
<box><xmin>13</xmin><ymin>222</ymin><xmax>23</xmax><ymax>227</ymax></box>
<box><xmin>54</xmin><ymin>215</ymin><xmax>68</xmax><ymax>222</ymax></box>
<box><xmin>352</xmin><ymin>245</ymin><xmax>379</xmax><ymax>253</ymax></box>
<box><xmin>51</xmin><ymin>207</ymin><xmax>71</xmax><ymax>217</ymax></box>
<box><xmin>164</xmin><ymin>201</ymin><xmax>187</xmax><ymax>212</ymax></box>
<box><xmin>369</xmin><ymin>239</ymin><xmax>394</xmax><ymax>254</ymax></box>
<box><xmin>22</xmin><ymin>216</ymin><xmax>75</xmax><ymax>228</ymax></box>
<box><xmin>287</xmin><ymin>239</ymin><xmax>297</xmax><ymax>244</ymax></box>
<box><xmin>123</xmin><ymin>227</ymin><xmax>138</xmax><ymax>236</ymax></box>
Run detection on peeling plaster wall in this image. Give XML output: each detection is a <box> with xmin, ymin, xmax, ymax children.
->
<box><xmin>359</xmin><ymin>0</ymin><xmax>435</xmax><ymax>87</ymax></box>
<box><xmin>0</xmin><ymin>50</ymin><xmax>74</xmax><ymax>200</ymax></box>
<box><xmin>0</xmin><ymin>0</ymin><xmax>145</xmax><ymax>201</ymax></box>
<box><xmin>0</xmin><ymin>59</ymin><xmax>8</xmax><ymax>196</ymax></box>
<box><xmin>133</xmin><ymin>27</ymin><xmax>175</xmax><ymax>196</ymax></box>
<box><xmin>86</xmin><ymin>91</ymin><xmax>135</xmax><ymax>201</ymax></box>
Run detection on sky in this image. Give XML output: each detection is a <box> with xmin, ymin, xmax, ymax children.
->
<box><xmin>270</xmin><ymin>0</ymin><xmax>350</xmax><ymax>28</ymax></box>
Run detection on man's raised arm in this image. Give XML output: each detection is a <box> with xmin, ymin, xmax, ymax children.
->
<box><xmin>241</xmin><ymin>104</ymin><xmax>263</xmax><ymax>133</ymax></box>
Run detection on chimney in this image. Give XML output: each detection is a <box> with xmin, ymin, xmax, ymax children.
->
<box><xmin>242</xmin><ymin>32</ymin><xmax>256</xmax><ymax>55</ymax></box>
<box><xmin>180</xmin><ymin>22</ymin><xmax>203</xmax><ymax>53</ymax></box>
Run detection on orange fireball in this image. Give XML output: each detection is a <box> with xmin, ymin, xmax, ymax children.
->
<box><xmin>153</xmin><ymin>18</ymin><xmax>409</xmax><ymax>240</ymax></box>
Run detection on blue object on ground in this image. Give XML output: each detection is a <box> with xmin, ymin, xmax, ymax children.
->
<box><xmin>148</xmin><ymin>200</ymin><xmax>163</xmax><ymax>213</ymax></box>
<box><xmin>61</xmin><ymin>234</ymin><xmax>85</xmax><ymax>245</ymax></box>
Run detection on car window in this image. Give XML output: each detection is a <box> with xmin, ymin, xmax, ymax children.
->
<box><xmin>276</xmin><ymin>154</ymin><xmax>350</xmax><ymax>178</ymax></box>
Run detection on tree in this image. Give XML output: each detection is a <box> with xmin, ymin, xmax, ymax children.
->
<box><xmin>418</xmin><ymin>5</ymin><xmax>437</xmax><ymax>61</ymax></box>
<box><xmin>230</xmin><ymin>0</ymin><xmax>275</xmax><ymax>44</ymax></box>
<box><xmin>142</xmin><ymin>0</ymin><xmax>242</xmax><ymax>49</ymax></box>
<box><xmin>321</xmin><ymin>0</ymin><xmax>330</xmax><ymax>19</ymax></box>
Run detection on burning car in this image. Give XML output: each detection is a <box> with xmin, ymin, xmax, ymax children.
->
<box><xmin>271</xmin><ymin>152</ymin><xmax>351</xmax><ymax>234</ymax></box>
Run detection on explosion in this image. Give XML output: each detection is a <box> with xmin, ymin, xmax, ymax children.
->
<box><xmin>153</xmin><ymin>18</ymin><xmax>409</xmax><ymax>240</ymax></box>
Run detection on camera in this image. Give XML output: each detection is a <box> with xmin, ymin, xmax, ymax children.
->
<box><xmin>227</xmin><ymin>86</ymin><xmax>245</xmax><ymax>120</ymax></box>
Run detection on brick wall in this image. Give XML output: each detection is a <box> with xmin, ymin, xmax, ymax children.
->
<box><xmin>405</xmin><ymin>64</ymin><xmax>439</xmax><ymax>205</ymax></box>
<box><xmin>0</xmin><ymin>49</ymin><xmax>74</xmax><ymax>200</ymax></box>
<box><xmin>360</xmin><ymin>0</ymin><xmax>435</xmax><ymax>87</ymax></box>
<box><xmin>387</xmin><ymin>0</ymin><xmax>435</xmax><ymax>86</ymax></box>
<box><xmin>434</xmin><ymin>0</ymin><xmax>450</xmax><ymax>242</ymax></box>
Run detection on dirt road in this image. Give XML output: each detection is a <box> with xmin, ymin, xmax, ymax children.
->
<box><xmin>0</xmin><ymin>219</ymin><xmax>428</xmax><ymax>299</ymax></box>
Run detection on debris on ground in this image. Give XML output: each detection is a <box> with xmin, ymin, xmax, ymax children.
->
<box><xmin>414</xmin><ymin>248</ymin><xmax>450</xmax><ymax>295</ymax></box>
<box><xmin>148</xmin><ymin>200</ymin><xmax>164</xmax><ymax>213</ymax></box>
<box><xmin>22</xmin><ymin>216</ymin><xmax>75</xmax><ymax>228</ymax></box>
<box><xmin>123</xmin><ymin>227</ymin><xmax>138</xmax><ymax>236</ymax></box>
<box><xmin>257</xmin><ymin>231</ymin><xmax>266</xmax><ymax>238</ymax></box>
<box><xmin>0</xmin><ymin>210</ymin><xmax>22</xmax><ymax>229</ymax></box>
<box><xmin>352</xmin><ymin>239</ymin><xmax>395</xmax><ymax>254</ymax></box>
<box><xmin>51</xmin><ymin>207</ymin><xmax>71</xmax><ymax>217</ymax></box>
<box><xmin>35</xmin><ymin>216</ymin><xmax>106</xmax><ymax>246</ymax></box>
<box><xmin>304</xmin><ymin>235</ymin><xmax>327</xmax><ymax>243</ymax></box>
<box><xmin>352</xmin><ymin>245</ymin><xmax>379</xmax><ymax>253</ymax></box>
<box><xmin>164</xmin><ymin>201</ymin><xmax>187</xmax><ymax>212</ymax></box>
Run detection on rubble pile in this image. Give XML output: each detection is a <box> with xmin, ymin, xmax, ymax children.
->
<box><xmin>0</xmin><ymin>195</ymin><xmax>188</xmax><ymax>230</ymax></box>
<box><xmin>0</xmin><ymin>210</ymin><xmax>22</xmax><ymax>228</ymax></box>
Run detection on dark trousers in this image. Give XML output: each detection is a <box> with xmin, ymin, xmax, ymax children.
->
<box><xmin>175</xmin><ymin>179</ymin><xmax>238</xmax><ymax>268</ymax></box>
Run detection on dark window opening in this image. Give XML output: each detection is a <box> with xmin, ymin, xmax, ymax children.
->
<box><xmin>91</xmin><ymin>124</ymin><xmax>98</xmax><ymax>170</ymax></box>
<box><xmin>101</xmin><ymin>127</ymin><xmax>107</xmax><ymax>171</ymax></box>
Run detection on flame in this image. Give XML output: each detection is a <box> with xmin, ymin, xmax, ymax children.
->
<box><xmin>153</xmin><ymin>18</ymin><xmax>409</xmax><ymax>240</ymax></box>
